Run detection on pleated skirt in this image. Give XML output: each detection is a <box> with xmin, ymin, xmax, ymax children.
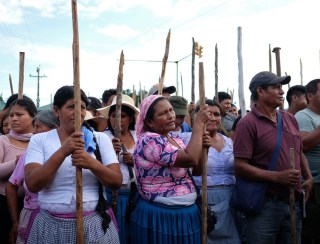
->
<box><xmin>27</xmin><ymin>209</ymin><xmax>119</xmax><ymax>244</ymax></box>
<box><xmin>129</xmin><ymin>196</ymin><xmax>201</xmax><ymax>244</ymax></box>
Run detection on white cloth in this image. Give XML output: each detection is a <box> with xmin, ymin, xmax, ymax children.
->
<box><xmin>25</xmin><ymin>129</ymin><xmax>119</xmax><ymax>212</ymax></box>
<box><xmin>103</xmin><ymin>130</ymin><xmax>137</xmax><ymax>185</ymax></box>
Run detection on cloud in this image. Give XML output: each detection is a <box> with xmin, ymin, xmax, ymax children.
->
<box><xmin>95</xmin><ymin>24</ymin><xmax>140</xmax><ymax>40</ymax></box>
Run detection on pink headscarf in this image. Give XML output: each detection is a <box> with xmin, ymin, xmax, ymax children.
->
<box><xmin>136</xmin><ymin>95</ymin><xmax>163</xmax><ymax>138</ymax></box>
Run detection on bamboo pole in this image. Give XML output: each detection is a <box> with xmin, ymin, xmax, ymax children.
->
<box><xmin>191</xmin><ymin>38</ymin><xmax>196</xmax><ymax>127</ymax></box>
<box><xmin>9</xmin><ymin>74</ymin><xmax>14</xmax><ymax>95</ymax></box>
<box><xmin>71</xmin><ymin>1</ymin><xmax>84</xmax><ymax>243</ymax></box>
<box><xmin>238</xmin><ymin>27</ymin><xmax>246</xmax><ymax>117</ymax></box>
<box><xmin>18</xmin><ymin>52</ymin><xmax>25</xmax><ymax>99</ymax></box>
<box><xmin>290</xmin><ymin>148</ymin><xmax>297</xmax><ymax>244</ymax></box>
<box><xmin>158</xmin><ymin>29</ymin><xmax>171</xmax><ymax>95</ymax></box>
<box><xmin>199</xmin><ymin>62</ymin><xmax>208</xmax><ymax>244</ymax></box>
<box><xmin>214</xmin><ymin>43</ymin><xmax>218</xmax><ymax>103</ymax></box>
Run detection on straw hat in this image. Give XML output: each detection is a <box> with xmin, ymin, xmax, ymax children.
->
<box><xmin>97</xmin><ymin>94</ymin><xmax>140</xmax><ymax>118</ymax></box>
<box><xmin>84</xmin><ymin>110</ymin><xmax>106</xmax><ymax>121</ymax></box>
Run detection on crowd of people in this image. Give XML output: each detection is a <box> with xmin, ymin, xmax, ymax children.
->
<box><xmin>0</xmin><ymin>71</ymin><xmax>319</xmax><ymax>244</ymax></box>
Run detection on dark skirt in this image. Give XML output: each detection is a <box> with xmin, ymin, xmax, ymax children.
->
<box><xmin>130</xmin><ymin>197</ymin><xmax>201</xmax><ymax>244</ymax></box>
<box><xmin>106</xmin><ymin>188</ymin><xmax>130</xmax><ymax>244</ymax></box>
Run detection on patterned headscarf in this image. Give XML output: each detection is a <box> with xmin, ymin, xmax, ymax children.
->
<box><xmin>136</xmin><ymin>95</ymin><xmax>163</xmax><ymax>138</ymax></box>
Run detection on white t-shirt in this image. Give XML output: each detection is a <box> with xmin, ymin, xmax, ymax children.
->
<box><xmin>25</xmin><ymin>129</ymin><xmax>118</xmax><ymax>213</ymax></box>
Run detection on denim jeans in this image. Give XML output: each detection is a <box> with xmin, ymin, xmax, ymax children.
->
<box><xmin>246</xmin><ymin>197</ymin><xmax>302</xmax><ymax>244</ymax></box>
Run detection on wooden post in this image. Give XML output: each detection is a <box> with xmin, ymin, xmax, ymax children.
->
<box><xmin>269</xmin><ymin>44</ymin><xmax>272</xmax><ymax>72</ymax></box>
<box><xmin>199</xmin><ymin>62</ymin><xmax>208</xmax><ymax>244</ymax></box>
<box><xmin>71</xmin><ymin>1</ymin><xmax>84</xmax><ymax>243</ymax></box>
<box><xmin>290</xmin><ymin>148</ymin><xmax>297</xmax><ymax>244</ymax></box>
<box><xmin>238</xmin><ymin>27</ymin><xmax>246</xmax><ymax>117</ymax></box>
<box><xmin>159</xmin><ymin>29</ymin><xmax>171</xmax><ymax>95</ymax></box>
<box><xmin>272</xmin><ymin>47</ymin><xmax>283</xmax><ymax>110</ymax></box>
<box><xmin>18</xmin><ymin>52</ymin><xmax>25</xmax><ymax>99</ymax></box>
<box><xmin>191</xmin><ymin>38</ymin><xmax>196</xmax><ymax>127</ymax></box>
<box><xmin>300</xmin><ymin>58</ymin><xmax>303</xmax><ymax>85</ymax></box>
<box><xmin>9</xmin><ymin>74</ymin><xmax>14</xmax><ymax>95</ymax></box>
<box><xmin>132</xmin><ymin>85</ymin><xmax>136</xmax><ymax>105</ymax></box>
<box><xmin>180</xmin><ymin>72</ymin><xmax>184</xmax><ymax>98</ymax></box>
<box><xmin>214</xmin><ymin>43</ymin><xmax>218</xmax><ymax>103</ymax></box>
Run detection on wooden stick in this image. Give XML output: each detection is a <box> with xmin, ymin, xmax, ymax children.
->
<box><xmin>112</xmin><ymin>50</ymin><xmax>124</xmax><ymax>215</ymax></box>
<box><xmin>158</xmin><ymin>29</ymin><xmax>171</xmax><ymax>95</ymax></box>
<box><xmin>18</xmin><ymin>52</ymin><xmax>25</xmax><ymax>99</ymax></box>
<box><xmin>214</xmin><ymin>43</ymin><xmax>218</xmax><ymax>103</ymax></box>
<box><xmin>199</xmin><ymin>62</ymin><xmax>208</xmax><ymax>244</ymax></box>
<box><xmin>71</xmin><ymin>1</ymin><xmax>84</xmax><ymax>243</ymax></box>
<box><xmin>237</xmin><ymin>27</ymin><xmax>246</xmax><ymax>117</ymax></box>
<box><xmin>290</xmin><ymin>148</ymin><xmax>297</xmax><ymax>244</ymax></box>
<box><xmin>190</xmin><ymin>38</ymin><xmax>196</xmax><ymax>127</ymax></box>
<box><xmin>9</xmin><ymin>74</ymin><xmax>14</xmax><ymax>95</ymax></box>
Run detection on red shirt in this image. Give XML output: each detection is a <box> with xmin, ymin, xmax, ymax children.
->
<box><xmin>234</xmin><ymin>104</ymin><xmax>302</xmax><ymax>197</ymax></box>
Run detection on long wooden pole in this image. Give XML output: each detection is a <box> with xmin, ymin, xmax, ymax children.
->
<box><xmin>18</xmin><ymin>52</ymin><xmax>25</xmax><ymax>99</ymax></box>
<box><xmin>199</xmin><ymin>62</ymin><xmax>208</xmax><ymax>244</ymax></box>
<box><xmin>300</xmin><ymin>58</ymin><xmax>303</xmax><ymax>85</ymax></box>
<box><xmin>272</xmin><ymin>47</ymin><xmax>283</xmax><ymax>110</ymax></box>
<box><xmin>159</xmin><ymin>29</ymin><xmax>171</xmax><ymax>95</ymax></box>
<box><xmin>112</xmin><ymin>50</ymin><xmax>124</xmax><ymax>215</ymax></box>
<box><xmin>9</xmin><ymin>74</ymin><xmax>14</xmax><ymax>95</ymax></box>
<box><xmin>269</xmin><ymin>44</ymin><xmax>272</xmax><ymax>72</ymax></box>
<box><xmin>71</xmin><ymin>1</ymin><xmax>84</xmax><ymax>243</ymax></box>
<box><xmin>214</xmin><ymin>43</ymin><xmax>218</xmax><ymax>103</ymax></box>
<box><xmin>191</xmin><ymin>38</ymin><xmax>196</xmax><ymax>127</ymax></box>
<box><xmin>290</xmin><ymin>148</ymin><xmax>297</xmax><ymax>244</ymax></box>
<box><xmin>238</xmin><ymin>27</ymin><xmax>246</xmax><ymax>117</ymax></box>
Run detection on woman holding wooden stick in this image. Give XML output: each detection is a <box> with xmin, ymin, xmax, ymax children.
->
<box><xmin>98</xmin><ymin>94</ymin><xmax>139</xmax><ymax>244</ymax></box>
<box><xmin>130</xmin><ymin>95</ymin><xmax>210</xmax><ymax>244</ymax></box>
<box><xmin>24</xmin><ymin>86</ymin><xmax>122</xmax><ymax>243</ymax></box>
<box><xmin>182</xmin><ymin>99</ymin><xmax>241</xmax><ymax>243</ymax></box>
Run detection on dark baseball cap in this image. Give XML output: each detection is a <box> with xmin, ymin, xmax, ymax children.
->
<box><xmin>147</xmin><ymin>83</ymin><xmax>176</xmax><ymax>96</ymax></box>
<box><xmin>249</xmin><ymin>71</ymin><xmax>291</xmax><ymax>93</ymax></box>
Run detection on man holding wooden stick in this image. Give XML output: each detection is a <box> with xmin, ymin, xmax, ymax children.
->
<box><xmin>233</xmin><ymin>71</ymin><xmax>313</xmax><ymax>244</ymax></box>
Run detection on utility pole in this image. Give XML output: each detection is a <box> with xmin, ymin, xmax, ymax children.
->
<box><xmin>30</xmin><ymin>66</ymin><xmax>47</xmax><ymax>107</ymax></box>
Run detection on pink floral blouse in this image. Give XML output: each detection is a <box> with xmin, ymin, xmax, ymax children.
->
<box><xmin>133</xmin><ymin>132</ymin><xmax>195</xmax><ymax>201</ymax></box>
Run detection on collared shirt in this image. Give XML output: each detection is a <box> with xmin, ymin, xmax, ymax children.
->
<box><xmin>234</xmin><ymin>104</ymin><xmax>302</xmax><ymax>197</ymax></box>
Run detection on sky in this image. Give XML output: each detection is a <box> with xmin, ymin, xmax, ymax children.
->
<box><xmin>0</xmin><ymin>0</ymin><xmax>320</xmax><ymax>109</ymax></box>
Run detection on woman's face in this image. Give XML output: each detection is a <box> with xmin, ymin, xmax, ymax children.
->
<box><xmin>147</xmin><ymin>99</ymin><xmax>175</xmax><ymax>136</ymax></box>
<box><xmin>9</xmin><ymin>104</ymin><xmax>34</xmax><ymax>134</ymax></box>
<box><xmin>54</xmin><ymin>98</ymin><xmax>86</xmax><ymax>132</ymax></box>
<box><xmin>33</xmin><ymin>120</ymin><xmax>52</xmax><ymax>134</ymax></box>
<box><xmin>2</xmin><ymin>116</ymin><xmax>10</xmax><ymax>135</ymax></box>
<box><xmin>206</xmin><ymin>105</ymin><xmax>222</xmax><ymax>133</ymax></box>
<box><xmin>109</xmin><ymin>110</ymin><xmax>133</xmax><ymax>132</ymax></box>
